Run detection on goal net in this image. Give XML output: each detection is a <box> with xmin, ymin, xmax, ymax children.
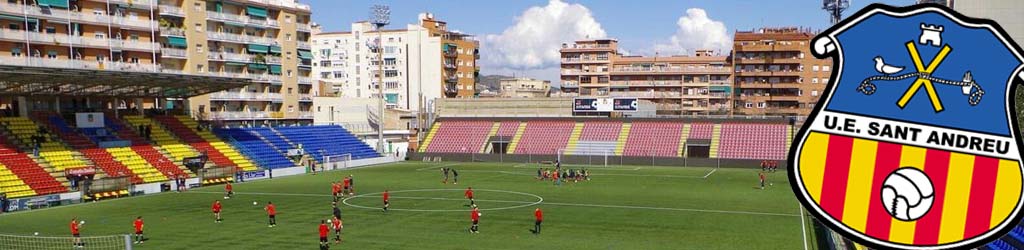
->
<box><xmin>323</xmin><ymin>154</ymin><xmax>352</xmax><ymax>171</ymax></box>
<box><xmin>0</xmin><ymin>233</ymin><xmax>132</xmax><ymax>250</ymax></box>
<box><xmin>557</xmin><ymin>148</ymin><xmax>610</xmax><ymax>167</ymax></box>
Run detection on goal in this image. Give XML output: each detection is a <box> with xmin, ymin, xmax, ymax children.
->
<box><xmin>323</xmin><ymin>154</ymin><xmax>352</xmax><ymax>171</ymax></box>
<box><xmin>557</xmin><ymin>148</ymin><xmax>610</xmax><ymax>167</ymax></box>
<box><xmin>0</xmin><ymin>233</ymin><xmax>133</xmax><ymax>250</ymax></box>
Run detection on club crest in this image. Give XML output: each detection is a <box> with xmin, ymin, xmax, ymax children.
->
<box><xmin>789</xmin><ymin>4</ymin><xmax>1024</xmax><ymax>250</ymax></box>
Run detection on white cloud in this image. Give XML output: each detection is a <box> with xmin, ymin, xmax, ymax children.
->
<box><xmin>653</xmin><ymin>8</ymin><xmax>731</xmax><ymax>56</ymax></box>
<box><xmin>480</xmin><ymin>0</ymin><xmax>606</xmax><ymax>81</ymax></box>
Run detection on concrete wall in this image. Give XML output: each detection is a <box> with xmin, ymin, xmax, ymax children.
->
<box><xmin>408</xmin><ymin>152</ymin><xmax>785</xmax><ymax>170</ymax></box>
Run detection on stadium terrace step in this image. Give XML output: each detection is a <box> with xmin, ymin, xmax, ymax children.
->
<box><xmin>563</xmin><ymin>122</ymin><xmax>585</xmax><ymax>154</ymax></box>
<box><xmin>717</xmin><ymin>123</ymin><xmax>787</xmax><ymax>160</ymax></box>
<box><xmin>418</xmin><ymin>121</ymin><xmax>441</xmax><ymax>153</ymax></box>
<box><xmin>678</xmin><ymin>124</ymin><xmax>691</xmax><ymax>157</ymax></box>
<box><xmin>422</xmin><ymin>120</ymin><xmax>491</xmax><ymax>154</ymax></box>
<box><xmin>506</xmin><ymin>122</ymin><xmax>527</xmax><ymax>154</ymax></box>
<box><xmin>614</xmin><ymin>123</ymin><xmax>631</xmax><ymax>156</ymax></box>
<box><xmin>481</xmin><ymin>122</ymin><xmax>501</xmax><ymax>153</ymax></box>
<box><xmin>709</xmin><ymin>124</ymin><xmax>722</xmax><ymax>158</ymax></box>
<box><xmin>80</xmin><ymin>148</ymin><xmax>143</xmax><ymax>183</ymax></box>
<box><xmin>214</xmin><ymin>128</ymin><xmax>294</xmax><ymax>169</ymax></box>
<box><xmin>513</xmin><ymin>120</ymin><xmax>575</xmax><ymax>155</ymax></box>
<box><xmin>273</xmin><ymin>125</ymin><xmax>380</xmax><ymax>161</ymax></box>
<box><xmin>156</xmin><ymin>116</ymin><xmax>255</xmax><ymax>171</ymax></box>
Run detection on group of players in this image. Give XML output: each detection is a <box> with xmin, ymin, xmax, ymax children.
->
<box><xmin>760</xmin><ymin>160</ymin><xmax>780</xmax><ymax>172</ymax></box>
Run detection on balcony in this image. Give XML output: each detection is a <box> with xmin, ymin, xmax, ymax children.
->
<box><xmin>206</xmin><ymin>30</ymin><xmax>275</xmax><ymax>45</ymax></box>
<box><xmin>298</xmin><ymin>94</ymin><xmax>312</xmax><ymax>102</ymax></box>
<box><xmin>611</xmin><ymin>66</ymin><xmax>731</xmax><ymax>74</ymax></box>
<box><xmin>206</xmin><ymin>111</ymin><xmax>272</xmax><ymax>120</ymax></box>
<box><xmin>208</xmin><ymin>92</ymin><xmax>281</xmax><ymax>102</ymax></box>
<box><xmin>251</xmin><ymin>74</ymin><xmax>283</xmax><ymax>84</ymax></box>
<box><xmin>0</xmin><ymin>56</ymin><xmax>161</xmax><ymax>72</ymax></box>
<box><xmin>561</xmin><ymin>69</ymin><xmax>607</xmax><ymax>75</ymax></box>
<box><xmin>561</xmin><ymin>57</ymin><xmax>609</xmax><ymax>64</ymax></box>
<box><xmin>108</xmin><ymin>0</ymin><xmax>156</xmax><ymax>10</ymax></box>
<box><xmin>296</xmin><ymin>23</ymin><xmax>312</xmax><ymax>33</ymax></box>
<box><xmin>560</xmin><ymin>43</ymin><xmax>613</xmax><ymax>51</ymax></box>
<box><xmin>208</xmin><ymin>52</ymin><xmax>253</xmax><ymax>63</ymax></box>
<box><xmin>159</xmin><ymin>27</ymin><xmax>185</xmax><ymax>37</ymax></box>
<box><xmin>0</xmin><ymin>29</ymin><xmax>158</xmax><ymax>52</ymax></box>
<box><xmin>298</xmin><ymin>111</ymin><xmax>313</xmax><ymax>119</ymax></box>
<box><xmin>206</xmin><ymin>71</ymin><xmax>252</xmax><ymax>79</ymax></box>
<box><xmin>264</xmin><ymin>55</ymin><xmax>282</xmax><ymax>64</ymax></box>
<box><xmin>297</xmin><ymin>41</ymin><xmax>311</xmax><ymax>49</ymax></box>
<box><xmin>161</xmin><ymin>48</ymin><xmax>187</xmax><ymax>59</ymax></box>
<box><xmin>561</xmin><ymin>82</ymin><xmax>579</xmax><ymax>88</ymax></box>
<box><xmin>738</xmin><ymin>43</ymin><xmax>806</xmax><ymax>52</ymax></box>
<box><xmin>206</xmin><ymin>11</ymin><xmax>279</xmax><ymax>29</ymax></box>
<box><xmin>159</xmin><ymin>5</ymin><xmax>185</xmax><ymax>17</ymax></box>
<box><xmin>0</xmin><ymin>2</ymin><xmax>157</xmax><ymax>30</ymax></box>
<box><xmin>297</xmin><ymin>77</ymin><xmax>312</xmax><ymax>85</ymax></box>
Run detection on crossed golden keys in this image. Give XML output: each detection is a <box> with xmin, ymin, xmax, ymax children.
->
<box><xmin>857</xmin><ymin>23</ymin><xmax>985</xmax><ymax>112</ymax></box>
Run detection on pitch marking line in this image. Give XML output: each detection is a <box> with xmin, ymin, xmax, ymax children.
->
<box><xmin>187</xmin><ymin>191</ymin><xmax>797</xmax><ymax>217</ymax></box>
<box><xmin>702</xmin><ymin>167</ymin><xmax>719</xmax><ymax>179</ymax></box>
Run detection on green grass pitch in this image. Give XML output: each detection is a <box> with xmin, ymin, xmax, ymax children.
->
<box><xmin>0</xmin><ymin>162</ymin><xmax>810</xmax><ymax>250</ymax></box>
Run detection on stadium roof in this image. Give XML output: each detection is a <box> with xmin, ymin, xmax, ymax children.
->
<box><xmin>0</xmin><ymin>64</ymin><xmax>250</xmax><ymax>99</ymax></box>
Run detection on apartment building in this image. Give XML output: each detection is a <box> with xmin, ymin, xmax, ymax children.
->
<box><xmin>499</xmin><ymin>77</ymin><xmax>550</xmax><ymax>98</ymax></box>
<box><xmin>559</xmin><ymin>39</ymin><xmax>733</xmax><ymax>115</ymax></box>
<box><xmin>732</xmin><ymin>27</ymin><xmax>831</xmax><ymax>116</ymax></box>
<box><xmin>311</xmin><ymin>13</ymin><xmax>476</xmax><ymax>112</ymax></box>
<box><xmin>158</xmin><ymin>0</ymin><xmax>314</xmax><ymax>124</ymax></box>
<box><xmin>0</xmin><ymin>0</ymin><xmax>161</xmax><ymax>72</ymax></box>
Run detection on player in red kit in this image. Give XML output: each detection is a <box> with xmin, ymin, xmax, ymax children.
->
<box><xmin>382</xmin><ymin>189</ymin><xmax>390</xmax><ymax>213</ymax></box>
<box><xmin>224</xmin><ymin>182</ymin><xmax>233</xmax><ymax>199</ymax></box>
<box><xmin>133</xmin><ymin>216</ymin><xmax>145</xmax><ymax>244</ymax></box>
<box><xmin>331</xmin><ymin>182</ymin><xmax>341</xmax><ymax>201</ymax></box>
<box><xmin>331</xmin><ymin>216</ymin><xmax>343</xmax><ymax>243</ymax></box>
<box><xmin>265</xmin><ymin>201</ymin><xmax>277</xmax><ymax>227</ymax></box>
<box><xmin>464</xmin><ymin>187</ymin><xmax>475</xmax><ymax>207</ymax></box>
<box><xmin>318</xmin><ymin>220</ymin><xmax>330</xmax><ymax>250</ymax></box>
<box><xmin>531</xmin><ymin>208</ymin><xmax>543</xmax><ymax>235</ymax></box>
<box><xmin>70</xmin><ymin>217</ymin><xmax>83</xmax><ymax>247</ymax></box>
<box><xmin>469</xmin><ymin>205</ymin><xmax>481</xmax><ymax>233</ymax></box>
<box><xmin>212</xmin><ymin>200</ymin><xmax>223</xmax><ymax>223</ymax></box>
<box><xmin>759</xmin><ymin>172</ymin><xmax>766</xmax><ymax>189</ymax></box>
<box><xmin>342</xmin><ymin>177</ymin><xmax>351</xmax><ymax>197</ymax></box>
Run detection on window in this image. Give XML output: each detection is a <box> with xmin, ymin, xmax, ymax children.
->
<box><xmin>286</xmin><ymin>33</ymin><xmax>292</xmax><ymax>41</ymax></box>
<box><xmin>745</xmin><ymin>102</ymin><xmax>753</xmax><ymax>108</ymax></box>
<box><xmin>95</xmin><ymin>33</ymin><xmax>106</xmax><ymax>39</ymax></box>
<box><xmin>287</xmin><ymin>70</ymin><xmax>293</xmax><ymax>77</ymax></box>
<box><xmin>194</xmin><ymin>2</ymin><xmax>201</xmax><ymax>11</ymax></box>
<box><xmin>287</xmin><ymin>105</ymin><xmax>294</xmax><ymax>112</ymax></box>
<box><xmin>130</xmin><ymin>57</ymin><xmax>139</xmax><ymax>63</ymax></box>
<box><xmin>823</xmin><ymin>65</ymin><xmax>831</xmax><ymax>71</ymax></box>
<box><xmin>7</xmin><ymin>24</ymin><xmax>18</xmax><ymax>30</ymax></box>
<box><xmin>320</xmin><ymin>60</ymin><xmax>331</xmax><ymax>66</ymax></box>
<box><xmin>812</xmin><ymin>65</ymin><xmax>820</xmax><ymax>72</ymax></box>
<box><xmin>822</xmin><ymin>78</ymin><xmax>829</xmax><ymax>83</ymax></box>
<box><xmin>285</xmin><ymin>15</ymin><xmax>292</xmax><ymax>23</ymax></box>
<box><xmin>129</xmin><ymin>34</ymin><xmax>138</xmax><ymax>41</ymax></box>
<box><xmin>194</xmin><ymin>23</ymin><xmax>202</xmax><ymax>32</ymax></box>
<box><xmin>384</xmin><ymin>70</ymin><xmax>398</xmax><ymax>77</ymax></box>
<box><xmin>197</xmin><ymin>64</ymin><xmax>205</xmax><ymax>73</ymax></box>
<box><xmin>758</xmin><ymin>102</ymin><xmax>766</xmax><ymax>109</ymax></box>
<box><xmin>811</xmin><ymin>78</ymin><xmax>819</xmax><ymax>84</ymax></box>
<box><xmin>196</xmin><ymin>44</ymin><xmax>204</xmax><ymax>53</ymax></box>
<box><xmin>45</xmin><ymin>26</ymin><xmax>55</xmax><ymax>34</ymax></box>
<box><xmin>799</xmin><ymin>90</ymin><xmax>804</xmax><ymax>96</ymax></box>
<box><xmin>287</xmin><ymin>88</ymin><xmax>292</xmax><ymax>94</ymax></box>
<box><xmin>321</xmin><ymin>72</ymin><xmax>330</xmax><ymax>78</ymax></box>
<box><xmin>334</xmin><ymin>72</ymin><xmax>344</xmax><ymax>78</ymax></box>
<box><xmin>812</xmin><ymin>90</ymin><xmax>819</xmax><ymax>97</ymax></box>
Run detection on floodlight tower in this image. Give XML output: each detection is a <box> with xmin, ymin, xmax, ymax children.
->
<box><xmin>370</xmin><ymin>4</ymin><xmax>390</xmax><ymax>154</ymax></box>
<box><xmin>823</xmin><ymin>0</ymin><xmax>851</xmax><ymax>25</ymax></box>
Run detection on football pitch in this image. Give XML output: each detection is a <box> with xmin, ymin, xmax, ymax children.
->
<box><xmin>0</xmin><ymin>162</ymin><xmax>810</xmax><ymax>250</ymax></box>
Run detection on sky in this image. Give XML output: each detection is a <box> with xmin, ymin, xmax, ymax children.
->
<box><xmin>304</xmin><ymin>0</ymin><xmax>916</xmax><ymax>83</ymax></box>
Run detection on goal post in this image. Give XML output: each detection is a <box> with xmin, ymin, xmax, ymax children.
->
<box><xmin>556</xmin><ymin>148</ymin><xmax>610</xmax><ymax>167</ymax></box>
<box><xmin>0</xmin><ymin>233</ymin><xmax>132</xmax><ymax>250</ymax></box>
<box><xmin>323</xmin><ymin>154</ymin><xmax>353</xmax><ymax>171</ymax></box>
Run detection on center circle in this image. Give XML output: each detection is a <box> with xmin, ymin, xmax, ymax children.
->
<box><xmin>341</xmin><ymin>189</ymin><xmax>544</xmax><ymax>212</ymax></box>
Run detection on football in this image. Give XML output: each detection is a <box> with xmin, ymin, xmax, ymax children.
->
<box><xmin>253</xmin><ymin>201</ymin><xmax>258</xmax><ymax>206</ymax></box>
<box><xmin>79</xmin><ymin>220</ymin><xmax>85</xmax><ymax>225</ymax></box>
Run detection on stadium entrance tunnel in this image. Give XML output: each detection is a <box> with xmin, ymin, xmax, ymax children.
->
<box><xmin>342</xmin><ymin>189</ymin><xmax>543</xmax><ymax>212</ymax></box>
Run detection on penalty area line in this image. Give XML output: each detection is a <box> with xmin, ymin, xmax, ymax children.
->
<box><xmin>186</xmin><ymin>191</ymin><xmax>797</xmax><ymax>217</ymax></box>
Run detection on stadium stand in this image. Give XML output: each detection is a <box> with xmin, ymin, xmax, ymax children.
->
<box><xmin>717</xmin><ymin>123</ymin><xmax>788</xmax><ymax>160</ymax></box>
<box><xmin>1</xmin><ymin>117</ymin><xmax>89</xmax><ymax>172</ymax></box>
<box><xmin>509</xmin><ymin>120</ymin><xmax>574</xmax><ymax>155</ymax></box>
<box><xmin>423</xmin><ymin>120</ymin><xmax>492</xmax><ymax>153</ymax></box>
<box><xmin>622</xmin><ymin>121</ymin><xmax>684</xmax><ymax>157</ymax></box>
<box><xmin>251</xmin><ymin>127</ymin><xmax>296</xmax><ymax>153</ymax></box>
<box><xmin>274</xmin><ymin>125</ymin><xmax>380</xmax><ymax>161</ymax></box>
<box><xmin>215</xmin><ymin>128</ymin><xmax>295</xmax><ymax>169</ymax></box>
<box><xmin>122</xmin><ymin>115</ymin><xmax>200</xmax><ymax>163</ymax></box>
<box><xmin>0</xmin><ymin>124</ymin><xmax>66</xmax><ymax>197</ymax></box>
<box><xmin>419</xmin><ymin>118</ymin><xmax>791</xmax><ymax>161</ymax></box>
<box><xmin>154</xmin><ymin>116</ymin><xmax>256</xmax><ymax>171</ymax></box>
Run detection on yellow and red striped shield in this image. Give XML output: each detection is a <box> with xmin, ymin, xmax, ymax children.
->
<box><xmin>793</xmin><ymin>4</ymin><xmax>1024</xmax><ymax>250</ymax></box>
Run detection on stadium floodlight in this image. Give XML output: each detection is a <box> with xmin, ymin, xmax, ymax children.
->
<box><xmin>369</xmin><ymin>4</ymin><xmax>389</xmax><ymax>154</ymax></box>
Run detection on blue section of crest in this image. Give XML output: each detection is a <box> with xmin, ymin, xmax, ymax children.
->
<box><xmin>824</xmin><ymin>11</ymin><xmax>1022</xmax><ymax>136</ymax></box>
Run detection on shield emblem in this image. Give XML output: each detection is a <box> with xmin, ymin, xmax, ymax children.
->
<box><xmin>790</xmin><ymin>4</ymin><xmax>1024</xmax><ymax>250</ymax></box>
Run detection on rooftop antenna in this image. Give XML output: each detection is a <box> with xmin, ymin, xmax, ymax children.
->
<box><xmin>822</xmin><ymin>0</ymin><xmax>851</xmax><ymax>25</ymax></box>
